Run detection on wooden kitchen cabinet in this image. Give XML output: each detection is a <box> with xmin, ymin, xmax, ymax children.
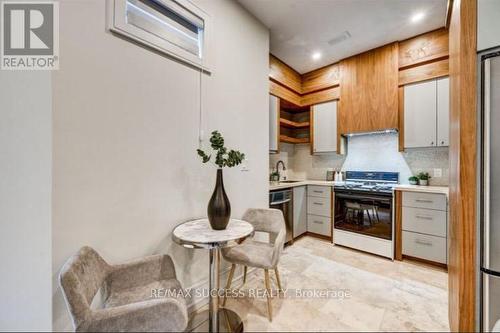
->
<box><xmin>338</xmin><ymin>43</ymin><xmax>399</xmax><ymax>136</ymax></box>
<box><xmin>306</xmin><ymin>186</ymin><xmax>332</xmax><ymax>238</ymax></box>
<box><xmin>437</xmin><ymin>77</ymin><xmax>450</xmax><ymax>146</ymax></box>
<box><xmin>269</xmin><ymin>94</ymin><xmax>279</xmax><ymax>152</ymax></box>
<box><xmin>311</xmin><ymin>100</ymin><xmax>337</xmax><ymax>153</ymax></box>
<box><xmin>403</xmin><ymin>77</ymin><xmax>449</xmax><ymax>148</ymax></box>
<box><xmin>395</xmin><ymin>189</ymin><xmax>448</xmax><ymax>265</ymax></box>
<box><xmin>293</xmin><ymin>186</ymin><xmax>307</xmax><ymax>238</ymax></box>
<box><xmin>404</xmin><ymin>80</ymin><xmax>438</xmax><ymax>148</ymax></box>
<box><xmin>401</xmin><ymin>191</ymin><xmax>448</xmax><ymax>265</ymax></box>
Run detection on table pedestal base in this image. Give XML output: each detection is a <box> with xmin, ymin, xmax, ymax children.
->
<box><xmin>187</xmin><ymin>308</ymin><xmax>244</xmax><ymax>333</ymax></box>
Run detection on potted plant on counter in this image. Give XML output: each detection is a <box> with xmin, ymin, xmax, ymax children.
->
<box><xmin>417</xmin><ymin>172</ymin><xmax>431</xmax><ymax>186</ymax></box>
<box><xmin>197</xmin><ymin>131</ymin><xmax>245</xmax><ymax>230</ymax></box>
<box><xmin>408</xmin><ymin>176</ymin><xmax>419</xmax><ymax>185</ymax></box>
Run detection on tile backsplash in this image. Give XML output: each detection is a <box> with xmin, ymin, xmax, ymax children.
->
<box><xmin>269</xmin><ymin>133</ymin><xmax>449</xmax><ymax>186</ymax></box>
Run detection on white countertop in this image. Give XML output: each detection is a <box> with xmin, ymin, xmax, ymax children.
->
<box><xmin>270</xmin><ymin>180</ymin><xmax>449</xmax><ymax>196</ymax></box>
<box><xmin>394</xmin><ymin>184</ymin><xmax>449</xmax><ymax>196</ymax></box>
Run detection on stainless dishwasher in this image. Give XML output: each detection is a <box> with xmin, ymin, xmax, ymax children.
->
<box><xmin>269</xmin><ymin>189</ymin><xmax>293</xmax><ymax>245</ymax></box>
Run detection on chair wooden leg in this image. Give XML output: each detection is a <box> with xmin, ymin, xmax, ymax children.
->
<box><xmin>274</xmin><ymin>267</ymin><xmax>282</xmax><ymax>292</ymax></box>
<box><xmin>264</xmin><ymin>269</ymin><xmax>272</xmax><ymax>321</ymax></box>
<box><xmin>243</xmin><ymin>266</ymin><xmax>247</xmax><ymax>284</ymax></box>
<box><xmin>222</xmin><ymin>264</ymin><xmax>236</xmax><ymax>307</ymax></box>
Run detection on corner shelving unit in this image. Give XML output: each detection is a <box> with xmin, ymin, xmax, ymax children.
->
<box><xmin>279</xmin><ymin>99</ymin><xmax>311</xmax><ymax>144</ymax></box>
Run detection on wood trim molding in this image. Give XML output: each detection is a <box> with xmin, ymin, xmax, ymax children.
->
<box><xmin>269</xmin><ymin>80</ymin><xmax>302</xmax><ymax>106</ymax></box>
<box><xmin>403</xmin><ymin>255</ymin><xmax>448</xmax><ymax>270</ymax></box>
<box><xmin>394</xmin><ymin>190</ymin><xmax>403</xmax><ymax>260</ymax></box>
<box><xmin>446</xmin><ymin>0</ymin><xmax>454</xmax><ymax>29</ymax></box>
<box><xmin>398</xmin><ymin>28</ymin><xmax>449</xmax><ymax>69</ymax></box>
<box><xmin>398</xmin><ymin>87</ymin><xmax>405</xmax><ymax>152</ymax></box>
<box><xmin>399</xmin><ymin>58</ymin><xmax>449</xmax><ymax>86</ymax></box>
<box><xmin>302</xmin><ymin>63</ymin><xmax>340</xmax><ymax>94</ymax></box>
<box><xmin>269</xmin><ymin>54</ymin><xmax>302</xmax><ymax>94</ymax></box>
<box><xmin>448</xmin><ymin>0</ymin><xmax>477</xmax><ymax>331</ymax></box>
<box><xmin>301</xmin><ymin>87</ymin><xmax>340</xmax><ymax>106</ymax></box>
<box><xmin>309</xmin><ymin>107</ymin><xmax>315</xmax><ymax>154</ymax></box>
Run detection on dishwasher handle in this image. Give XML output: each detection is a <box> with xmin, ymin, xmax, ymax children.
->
<box><xmin>270</xmin><ymin>198</ymin><xmax>291</xmax><ymax>206</ymax></box>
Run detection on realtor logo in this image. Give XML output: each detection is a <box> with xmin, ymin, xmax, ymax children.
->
<box><xmin>1</xmin><ymin>1</ymin><xmax>59</xmax><ymax>70</ymax></box>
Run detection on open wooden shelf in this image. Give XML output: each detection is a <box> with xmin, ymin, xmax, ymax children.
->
<box><xmin>280</xmin><ymin>118</ymin><xmax>310</xmax><ymax>129</ymax></box>
<box><xmin>280</xmin><ymin>99</ymin><xmax>308</xmax><ymax>112</ymax></box>
<box><xmin>280</xmin><ymin>135</ymin><xmax>310</xmax><ymax>144</ymax></box>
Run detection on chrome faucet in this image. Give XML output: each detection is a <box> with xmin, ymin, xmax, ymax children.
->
<box><xmin>276</xmin><ymin>160</ymin><xmax>286</xmax><ymax>181</ymax></box>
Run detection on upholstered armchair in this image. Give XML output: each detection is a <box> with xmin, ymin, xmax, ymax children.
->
<box><xmin>59</xmin><ymin>246</ymin><xmax>188</xmax><ymax>332</ymax></box>
<box><xmin>221</xmin><ymin>208</ymin><xmax>286</xmax><ymax>321</ymax></box>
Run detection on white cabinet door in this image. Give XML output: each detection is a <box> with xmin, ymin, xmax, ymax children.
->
<box><xmin>312</xmin><ymin>101</ymin><xmax>337</xmax><ymax>153</ymax></box>
<box><xmin>293</xmin><ymin>186</ymin><xmax>307</xmax><ymax>238</ymax></box>
<box><xmin>478</xmin><ymin>0</ymin><xmax>500</xmax><ymax>51</ymax></box>
<box><xmin>269</xmin><ymin>95</ymin><xmax>279</xmax><ymax>152</ymax></box>
<box><xmin>404</xmin><ymin>80</ymin><xmax>437</xmax><ymax>148</ymax></box>
<box><xmin>437</xmin><ymin>77</ymin><xmax>450</xmax><ymax>147</ymax></box>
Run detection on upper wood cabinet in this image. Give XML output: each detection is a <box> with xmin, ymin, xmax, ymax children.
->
<box><xmin>403</xmin><ymin>77</ymin><xmax>449</xmax><ymax>148</ymax></box>
<box><xmin>269</xmin><ymin>94</ymin><xmax>279</xmax><ymax>152</ymax></box>
<box><xmin>311</xmin><ymin>101</ymin><xmax>337</xmax><ymax>153</ymax></box>
<box><xmin>338</xmin><ymin>43</ymin><xmax>399</xmax><ymax>135</ymax></box>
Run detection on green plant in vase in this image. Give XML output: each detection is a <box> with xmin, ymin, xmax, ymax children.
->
<box><xmin>408</xmin><ymin>176</ymin><xmax>419</xmax><ymax>185</ymax></box>
<box><xmin>197</xmin><ymin>131</ymin><xmax>245</xmax><ymax>230</ymax></box>
<box><xmin>417</xmin><ymin>172</ymin><xmax>431</xmax><ymax>186</ymax></box>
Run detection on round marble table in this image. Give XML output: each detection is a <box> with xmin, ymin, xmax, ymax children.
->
<box><xmin>173</xmin><ymin>219</ymin><xmax>254</xmax><ymax>333</ymax></box>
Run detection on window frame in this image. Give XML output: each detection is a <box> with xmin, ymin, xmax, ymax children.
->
<box><xmin>108</xmin><ymin>0</ymin><xmax>212</xmax><ymax>72</ymax></box>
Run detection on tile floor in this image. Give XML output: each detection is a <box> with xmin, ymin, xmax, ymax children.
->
<box><xmin>217</xmin><ymin>236</ymin><xmax>449</xmax><ymax>332</ymax></box>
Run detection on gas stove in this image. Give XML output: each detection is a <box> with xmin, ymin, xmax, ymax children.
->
<box><xmin>334</xmin><ymin>171</ymin><xmax>399</xmax><ymax>195</ymax></box>
<box><xmin>333</xmin><ymin>171</ymin><xmax>399</xmax><ymax>259</ymax></box>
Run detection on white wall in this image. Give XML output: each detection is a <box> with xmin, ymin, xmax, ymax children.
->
<box><xmin>0</xmin><ymin>72</ymin><xmax>52</xmax><ymax>330</ymax></box>
<box><xmin>51</xmin><ymin>0</ymin><xmax>268</xmax><ymax>330</ymax></box>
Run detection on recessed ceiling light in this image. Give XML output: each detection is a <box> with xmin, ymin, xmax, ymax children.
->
<box><xmin>411</xmin><ymin>12</ymin><xmax>425</xmax><ymax>23</ymax></box>
<box><xmin>312</xmin><ymin>51</ymin><xmax>322</xmax><ymax>61</ymax></box>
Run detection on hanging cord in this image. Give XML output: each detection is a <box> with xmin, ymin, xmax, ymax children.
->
<box><xmin>198</xmin><ymin>52</ymin><xmax>204</xmax><ymax>149</ymax></box>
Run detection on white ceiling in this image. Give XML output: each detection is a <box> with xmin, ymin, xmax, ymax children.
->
<box><xmin>238</xmin><ymin>0</ymin><xmax>448</xmax><ymax>74</ymax></box>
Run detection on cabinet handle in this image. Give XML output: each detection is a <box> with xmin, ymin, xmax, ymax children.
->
<box><xmin>415</xmin><ymin>215</ymin><xmax>433</xmax><ymax>221</ymax></box>
<box><xmin>313</xmin><ymin>220</ymin><xmax>323</xmax><ymax>224</ymax></box>
<box><xmin>415</xmin><ymin>199</ymin><xmax>433</xmax><ymax>203</ymax></box>
<box><xmin>313</xmin><ymin>190</ymin><xmax>323</xmax><ymax>193</ymax></box>
<box><xmin>431</xmin><ymin>141</ymin><xmax>434</xmax><ymax>145</ymax></box>
<box><xmin>441</xmin><ymin>141</ymin><xmax>445</xmax><ymax>145</ymax></box>
<box><xmin>415</xmin><ymin>239</ymin><xmax>433</xmax><ymax>246</ymax></box>
<box><xmin>313</xmin><ymin>202</ymin><xmax>323</xmax><ymax>206</ymax></box>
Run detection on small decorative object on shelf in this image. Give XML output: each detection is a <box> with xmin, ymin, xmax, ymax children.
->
<box><xmin>270</xmin><ymin>169</ymin><xmax>280</xmax><ymax>182</ymax></box>
<box><xmin>408</xmin><ymin>176</ymin><xmax>419</xmax><ymax>185</ymax></box>
<box><xmin>197</xmin><ymin>131</ymin><xmax>245</xmax><ymax>230</ymax></box>
<box><xmin>417</xmin><ymin>172</ymin><xmax>431</xmax><ymax>186</ymax></box>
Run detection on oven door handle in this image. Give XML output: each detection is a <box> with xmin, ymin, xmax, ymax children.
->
<box><xmin>270</xmin><ymin>199</ymin><xmax>291</xmax><ymax>205</ymax></box>
<box><xmin>335</xmin><ymin>193</ymin><xmax>392</xmax><ymax>202</ymax></box>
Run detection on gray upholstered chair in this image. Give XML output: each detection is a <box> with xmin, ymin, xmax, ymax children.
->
<box><xmin>59</xmin><ymin>246</ymin><xmax>188</xmax><ymax>332</ymax></box>
<box><xmin>221</xmin><ymin>208</ymin><xmax>286</xmax><ymax>321</ymax></box>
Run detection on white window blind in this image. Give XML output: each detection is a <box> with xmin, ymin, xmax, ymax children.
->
<box><xmin>109</xmin><ymin>0</ymin><xmax>211</xmax><ymax>70</ymax></box>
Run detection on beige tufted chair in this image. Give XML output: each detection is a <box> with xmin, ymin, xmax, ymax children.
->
<box><xmin>221</xmin><ymin>208</ymin><xmax>286</xmax><ymax>321</ymax></box>
<box><xmin>59</xmin><ymin>247</ymin><xmax>188</xmax><ymax>332</ymax></box>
